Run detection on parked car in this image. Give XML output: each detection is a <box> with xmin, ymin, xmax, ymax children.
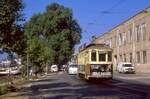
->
<box><xmin>50</xmin><ymin>65</ymin><xmax>58</xmax><ymax>72</ymax></box>
<box><xmin>117</xmin><ymin>62</ymin><xmax>135</xmax><ymax>73</ymax></box>
<box><xmin>68</xmin><ymin>65</ymin><xmax>78</xmax><ymax>75</ymax></box>
<box><xmin>0</xmin><ymin>66</ymin><xmax>21</xmax><ymax>75</ymax></box>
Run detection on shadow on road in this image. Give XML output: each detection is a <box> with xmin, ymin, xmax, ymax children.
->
<box><xmin>26</xmin><ymin>78</ymin><xmax>122</xmax><ymax>99</ymax></box>
<box><xmin>2</xmin><ymin>74</ymin><xmax>150</xmax><ymax>99</ymax></box>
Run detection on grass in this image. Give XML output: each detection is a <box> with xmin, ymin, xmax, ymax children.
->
<box><xmin>0</xmin><ymin>85</ymin><xmax>9</xmax><ymax>95</ymax></box>
<box><xmin>0</xmin><ymin>75</ymin><xmax>30</xmax><ymax>95</ymax></box>
<box><xmin>0</xmin><ymin>73</ymin><xmax>43</xmax><ymax>95</ymax></box>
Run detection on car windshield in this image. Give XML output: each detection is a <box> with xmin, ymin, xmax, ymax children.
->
<box><xmin>123</xmin><ymin>64</ymin><xmax>133</xmax><ymax>67</ymax></box>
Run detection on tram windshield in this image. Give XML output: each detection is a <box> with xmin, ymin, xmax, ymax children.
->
<box><xmin>91</xmin><ymin>50</ymin><xmax>112</xmax><ymax>62</ymax></box>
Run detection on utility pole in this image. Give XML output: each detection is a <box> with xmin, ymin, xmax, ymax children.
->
<box><xmin>27</xmin><ymin>54</ymin><xmax>29</xmax><ymax>80</ymax></box>
<box><xmin>8</xmin><ymin>60</ymin><xmax>11</xmax><ymax>85</ymax></box>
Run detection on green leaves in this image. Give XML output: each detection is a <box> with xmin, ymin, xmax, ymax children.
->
<box><xmin>25</xmin><ymin>3</ymin><xmax>82</xmax><ymax>70</ymax></box>
<box><xmin>0</xmin><ymin>0</ymin><xmax>25</xmax><ymax>55</ymax></box>
<box><xmin>0</xmin><ymin>1</ymin><xmax>81</xmax><ymax>73</ymax></box>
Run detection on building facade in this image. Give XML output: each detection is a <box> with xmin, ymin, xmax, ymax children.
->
<box><xmin>93</xmin><ymin>7</ymin><xmax>150</xmax><ymax>73</ymax></box>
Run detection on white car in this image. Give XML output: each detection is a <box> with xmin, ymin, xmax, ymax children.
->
<box><xmin>117</xmin><ymin>62</ymin><xmax>135</xmax><ymax>73</ymax></box>
<box><xmin>50</xmin><ymin>65</ymin><xmax>58</xmax><ymax>72</ymax></box>
<box><xmin>68</xmin><ymin>65</ymin><xmax>78</xmax><ymax>75</ymax></box>
<box><xmin>0</xmin><ymin>66</ymin><xmax>21</xmax><ymax>75</ymax></box>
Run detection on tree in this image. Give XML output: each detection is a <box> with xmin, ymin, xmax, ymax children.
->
<box><xmin>26</xmin><ymin>36</ymin><xmax>54</xmax><ymax>72</ymax></box>
<box><xmin>0</xmin><ymin>0</ymin><xmax>26</xmax><ymax>56</ymax></box>
<box><xmin>25</xmin><ymin>3</ymin><xmax>82</xmax><ymax>70</ymax></box>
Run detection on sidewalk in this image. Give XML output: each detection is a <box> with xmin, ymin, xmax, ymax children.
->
<box><xmin>113</xmin><ymin>71</ymin><xmax>150</xmax><ymax>85</ymax></box>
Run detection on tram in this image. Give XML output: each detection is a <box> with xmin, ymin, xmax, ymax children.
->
<box><xmin>77</xmin><ymin>44</ymin><xmax>113</xmax><ymax>80</ymax></box>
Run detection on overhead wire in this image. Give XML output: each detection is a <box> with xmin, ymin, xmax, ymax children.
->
<box><xmin>84</xmin><ymin>0</ymin><xmax>127</xmax><ymax>44</ymax></box>
<box><xmin>88</xmin><ymin>0</ymin><xmax>126</xmax><ymax>26</ymax></box>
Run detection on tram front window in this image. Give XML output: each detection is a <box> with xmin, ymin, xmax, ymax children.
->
<box><xmin>99</xmin><ymin>52</ymin><xmax>106</xmax><ymax>62</ymax></box>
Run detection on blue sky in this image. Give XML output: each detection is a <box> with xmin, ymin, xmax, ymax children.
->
<box><xmin>23</xmin><ymin>0</ymin><xmax>150</xmax><ymax>49</ymax></box>
<box><xmin>1</xmin><ymin>1</ymin><xmax>150</xmax><ymax>62</ymax></box>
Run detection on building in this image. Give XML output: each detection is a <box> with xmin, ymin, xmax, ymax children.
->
<box><xmin>93</xmin><ymin>7</ymin><xmax>150</xmax><ymax>73</ymax></box>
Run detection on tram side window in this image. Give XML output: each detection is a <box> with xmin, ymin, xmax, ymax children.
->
<box><xmin>108</xmin><ymin>52</ymin><xmax>112</xmax><ymax>61</ymax></box>
<box><xmin>91</xmin><ymin>50</ymin><xmax>96</xmax><ymax>61</ymax></box>
<box><xmin>99</xmin><ymin>52</ymin><xmax>106</xmax><ymax>61</ymax></box>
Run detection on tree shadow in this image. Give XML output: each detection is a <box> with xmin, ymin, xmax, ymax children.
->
<box><xmin>6</xmin><ymin>77</ymin><xmax>150</xmax><ymax>99</ymax></box>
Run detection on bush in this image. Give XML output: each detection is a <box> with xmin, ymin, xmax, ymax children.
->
<box><xmin>0</xmin><ymin>85</ymin><xmax>9</xmax><ymax>95</ymax></box>
<box><xmin>0</xmin><ymin>78</ymin><xmax>29</xmax><ymax>95</ymax></box>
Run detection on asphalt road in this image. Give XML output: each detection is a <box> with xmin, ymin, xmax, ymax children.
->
<box><xmin>1</xmin><ymin>72</ymin><xmax>150</xmax><ymax>99</ymax></box>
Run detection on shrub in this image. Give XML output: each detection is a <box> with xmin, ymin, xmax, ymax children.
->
<box><xmin>0</xmin><ymin>85</ymin><xmax>9</xmax><ymax>95</ymax></box>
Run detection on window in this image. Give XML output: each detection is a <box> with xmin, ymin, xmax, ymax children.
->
<box><xmin>119</xmin><ymin>33</ymin><xmax>122</xmax><ymax>45</ymax></box>
<box><xmin>109</xmin><ymin>39</ymin><xmax>112</xmax><ymax>48</ymax></box>
<box><xmin>136</xmin><ymin>25</ymin><xmax>140</xmax><ymax>41</ymax></box>
<box><xmin>123</xmin><ymin>32</ymin><xmax>126</xmax><ymax>45</ymax></box>
<box><xmin>137</xmin><ymin>52</ymin><xmax>140</xmax><ymax>63</ymax></box>
<box><xmin>108</xmin><ymin>52</ymin><xmax>112</xmax><ymax>61</ymax></box>
<box><xmin>128</xmin><ymin>28</ymin><xmax>132</xmax><ymax>42</ymax></box>
<box><xmin>115</xmin><ymin>36</ymin><xmax>117</xmax><ymax>47</ymax></box>
<box><xmin>123</xmin><ymin>64</ymin><xmax>133</xmax><ymax>67</ymax></box>
<box><xmin>141</xmin><ymin>23</ymin><xmax>146</xmax><ymax>41</ymax></box>
<box><xmin>124</xmin><ymin>54</ymin><xmax>126</xmax><ymax>62</ymax></box>
<box><xmin>99</xmin><ymin>52</ymin><xmax>106</xmax><ymax>62</ymax></box>
<box><xmin>143</xmin><ymin>51</ymin><xmax>147</xmax><ymax>63</ymax></box>
<box><xmin>91</xmin><ymin>50</ymin><xmax>96</xmax><ymax>61</ymax></box>
<box><xmin>105</xmin><ymin>39</ymin><xmax>112</xmax><ymax>48</ymax></box>
<box><xmin>129</xmin><ymin>53</ymin><xmax>132</xmax><ymax>63</ymax></box>
<box><xmin>120</xmin><ymin>55</ymin><xmax>122</xmax><ymax>62</ymax></box>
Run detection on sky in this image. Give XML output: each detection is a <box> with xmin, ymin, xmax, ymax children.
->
<box><xmin>23</xmin><ymin>0</ymin><xmax>150</xmax><ymax>50</ymax></box>
<box><xmin>1</xmin><ymin>0</ymin><xmax>150</xmax><ymax>60</ymax></box>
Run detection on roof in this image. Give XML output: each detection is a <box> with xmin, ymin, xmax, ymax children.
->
<box><xmin>79</xmin><ymin>43</ymin><xmax>112</xmax><ymax>52</ymax></box>
<box><xmin>85</xmin><ymin>43</ymin><xmax>109</xmax><ymax>48</ymax></box>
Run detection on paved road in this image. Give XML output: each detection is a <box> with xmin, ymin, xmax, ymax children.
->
<box><xmin>1</xmin><ymin>72</ymin><xmax>150</xmax><ymax>99</ymax></box>
<box><xmin>114</xmin><ymin>72</ymin><xmax>150</xmax><ymax>86</ymax></box>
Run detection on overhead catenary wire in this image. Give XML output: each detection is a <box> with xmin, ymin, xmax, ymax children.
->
<box><xmin>108</xmin><ymin>0</ymin><xmax>125</xmax><ymax>11</ymax></box>
<box><xmin>83</xmin><ymin>0</ymin><xmax>137</xmax><ymax>45</ymax></box>
<box><xmin>86</xmin><ymin>0</ymin><xmax>127</xmax><ymax>43</ymax></box>
<box><xmin>88</xmin><ymin>0</ymin><xmax>127</xmax><ymax>26</ymax></box>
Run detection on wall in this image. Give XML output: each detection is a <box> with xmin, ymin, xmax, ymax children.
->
<box><xmin>93</xmin><ymin>7</ymin><xmax>150</xmax><ymax>73</ymax></box>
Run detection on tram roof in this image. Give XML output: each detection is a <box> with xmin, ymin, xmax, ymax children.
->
<box><xmin>79</xmin><ymin>43</ymin><xmax>112</xmax><ymax>52</ymax></box>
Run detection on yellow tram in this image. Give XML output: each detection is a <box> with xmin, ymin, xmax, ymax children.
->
<box><xmin>77</xmin><ymin>44</ymin><xmax>113</xmax><ymax>80</ymax></box>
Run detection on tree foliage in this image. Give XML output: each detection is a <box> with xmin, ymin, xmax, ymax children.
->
<box><xmin>0</xmin><ymin>0</ymin><xmax>26</xmax><ymax>55</ymax></box>
<box><xmin>25</xmin><ymin>3</ymin><xmax>82</xmax><ymax>70</ymax></box>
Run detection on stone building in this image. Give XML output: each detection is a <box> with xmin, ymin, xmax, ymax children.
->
<box><xmin>93</xmin><ymin>7</ymin><xmax>150</xmax><ymax>73</ymax></box>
